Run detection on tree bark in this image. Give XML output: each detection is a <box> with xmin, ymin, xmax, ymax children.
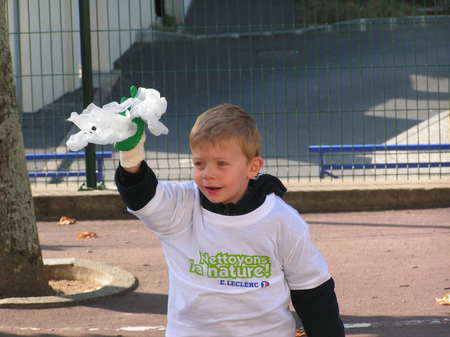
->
<box><xmin>0</xmin><ymin>0</ymin><xmax>52</xmax><ymax>298</ymax></box>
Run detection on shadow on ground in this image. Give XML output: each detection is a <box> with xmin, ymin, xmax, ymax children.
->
<box><xmin>85</xmin><ymin>291</ymin><xmax>168</xmax><ymax>315</ymax></box>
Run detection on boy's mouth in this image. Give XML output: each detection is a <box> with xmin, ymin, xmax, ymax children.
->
<box><xmin>205</xmin><ymin>186</ymin><xmax>222</xmax><ymax>192</ymax></box>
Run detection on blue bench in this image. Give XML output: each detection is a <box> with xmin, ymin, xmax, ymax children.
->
<box><xmin>26</xmin><ymin>151</ymin><xmax>112</xmax><ymax>181</ymax></box>
<box><xmin>309</xmin><ymin>144</ymin><xmax>450</xmax><ymax>178</ymax></box>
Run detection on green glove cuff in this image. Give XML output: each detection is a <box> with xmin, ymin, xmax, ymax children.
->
<box><xmin>115</xmin><ymin>117</ymin><xmax>145</xmax><ymax>151</ymax></box>
<box><xmin>114</xmin><ymin>86</ymin><xmax>147</xmax><ymax>151</ymax></box>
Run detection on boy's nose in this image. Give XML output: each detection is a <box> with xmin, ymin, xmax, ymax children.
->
<box><xmin>202</xmin><ymin>165</ymin><xmax>215</xmax><ymax>179</ymax></box>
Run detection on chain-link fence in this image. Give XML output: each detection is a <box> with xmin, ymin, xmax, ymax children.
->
<box><xmin>7</xmin><ymin>0</ymin><xmax>450</xmax><ymax>189</ymax></box>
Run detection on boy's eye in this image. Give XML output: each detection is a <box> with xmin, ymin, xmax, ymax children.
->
<box><xmin>217</xmin><ymin>161</ymin><xmax>228</xmax><ymax>166</ymax></box>
<box><xmin>193</xmin><ymin>161</ymin><xmax>203</xmax><ymax>168</ymax></box>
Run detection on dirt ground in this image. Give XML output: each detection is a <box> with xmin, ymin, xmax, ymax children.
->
<box><xmin>0</xmin><ymin>207</ymin><xmax>449</xmax><ymax>337</ymax></box>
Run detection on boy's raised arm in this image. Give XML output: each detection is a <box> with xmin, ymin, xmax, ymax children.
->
<box><xmin>115</xmin><ymin>129</ymin><xmax>158</xmax><ymax>211</ymax></box>
<box><xmin>115</xmin><ymin>160</ymin><xmax>158</xmax><ymax>211</ymax></box>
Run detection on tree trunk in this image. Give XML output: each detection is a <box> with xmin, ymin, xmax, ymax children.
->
<box><xmin>0</xmin><ymin>0</ymin><xmax>52</xmax><ymax>298</ymax></box>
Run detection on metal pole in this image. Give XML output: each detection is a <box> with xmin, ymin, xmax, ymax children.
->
<box><xmin>78</xmin><ymin>0</ymin><xmax>96</xmax><ymax>188</ymax></box>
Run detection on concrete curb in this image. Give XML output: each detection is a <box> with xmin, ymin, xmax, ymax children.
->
<box><xmin>284</xmin><ymin>182</ymin><xmax>450</xmax><ymax>213</ymax></box>
<box><xmin>32</xmin><ymin>181</ymin><xmax>450</xmax><ymax>221</ymax></box>
<box><xmin>34</xmin><ymin>190</ymin><xmax>131</xmax><ymax>221</ymax></box>
<box><xmin>140</xmin><ymin>16</ymin><xmax>450</xmax><ymax>42</ymax></box>
<box><xmin>0</xmin><ymin>258</ymin><xmax>137</xmax><ymax>308</ymax></box>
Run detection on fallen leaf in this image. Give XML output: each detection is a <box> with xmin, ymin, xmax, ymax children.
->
<box><xmin>436</xmin><ymin>292</ymin><xmax>450</xmax><ymax>305</ymax></box>
<box><xmin>59</xmin><ymin>216</ymin><xmax>76</xmax><ymax>225</ymax></box>
<box><xmin>295</xmin><ymin>328</ymin><xmax>307</xmax><ymax>336</ymax></box>
<box><xmin>76</xmin><ymin>232</ymin><xmax>98</xmax><ymax>239</ymax></box>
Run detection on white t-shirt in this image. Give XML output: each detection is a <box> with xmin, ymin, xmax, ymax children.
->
<box><xmin>130</xmin><ymin>181</ymin><xmax>330</xmax><ymax>337</ymax></box>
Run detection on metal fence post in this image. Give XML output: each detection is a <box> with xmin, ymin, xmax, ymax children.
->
<box><xmin>78</xmin><ymin>0</ymin><xmax>96</xmax><ymax>188</ymax></box>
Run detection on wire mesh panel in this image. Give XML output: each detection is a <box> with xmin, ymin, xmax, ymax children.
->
<box><xmin>7</xmin><ymin>0</ymin><xmax>450</xmax><ymax>189</ymax></box>
<box><xmin>8</xmin><ymin>0</ymin><xmax>85</xmax><ymax>189</ymax></box>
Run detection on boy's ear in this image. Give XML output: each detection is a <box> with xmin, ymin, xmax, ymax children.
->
<box><xmin>248</xmin><ymin>156</ymin><xmax>264</xmax><ymax>179</ymax></box>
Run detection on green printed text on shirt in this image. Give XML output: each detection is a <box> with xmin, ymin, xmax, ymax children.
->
<box><xmin>189</xmin><ymin>251</ymin><xmax>272</xmax><ymax>279</ymax></box>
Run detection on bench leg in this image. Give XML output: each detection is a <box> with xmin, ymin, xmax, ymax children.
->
<box><xmin>96</xmin><ymin>158</ymin><xmax>104</xmax><ymax>181</ymax></box>
<box><xmin>319</xmin><ymin>153</ymin><xmax>325</xmax><ymax>179</ymax></box>
<box><xmin>319</xmin><ymin>153</ymin><xmax>339</xmax><ymax>179</ymax></box>
<box><xmin>322</xmin><ymin>170</ymin><xmax>339</xmax><ymax>179</ymax></box>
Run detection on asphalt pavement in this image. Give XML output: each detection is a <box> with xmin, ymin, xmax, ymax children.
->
<box><xmin>0</xmin><ymin>207</ymin><xmax>449</xmax><ymax>337</ymax></box>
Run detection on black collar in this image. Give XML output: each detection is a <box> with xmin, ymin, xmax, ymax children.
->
<box><xmin>200</xmin><ymin>174</ymin><xmax>287</xmax><ymax>216</ymax></box>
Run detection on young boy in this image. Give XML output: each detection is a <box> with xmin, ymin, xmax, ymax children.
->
<box><xmin>115</xmin><ymin>104</ymin><xmax>345</xmax><ymax>337</ymax></box>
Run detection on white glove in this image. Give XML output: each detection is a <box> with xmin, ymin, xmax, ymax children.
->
<box><xmin>119</xmin><ymin>133</ymin><xmax>146</xmax><ymax>168</ymax></box>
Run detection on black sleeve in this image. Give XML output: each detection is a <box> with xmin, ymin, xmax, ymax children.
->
<box><xmin>290</xmin><ymin>278</ymin><xmax>345</xmax><ymax>337</ymax></box>
<box><xmin>114</xmin><ymin>161</ymin><xmax>158</xmax><ymax>211</ymax></box>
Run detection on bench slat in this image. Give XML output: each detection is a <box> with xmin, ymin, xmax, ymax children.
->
<box><xmin>26</xmin><ymin>151</ymin><xmax>112</xmax><ymax>181</ymax></box>
<box><xmin>309</xmin><ymin>144</ymin><xmax>450</xmax><ymax>178</ymax></box>
<box><xmin>28</xmin><ymin>171</ymin><xmax>88</xmax><ymax>178</ymax></box>
<box><xmin>26</xmin><ymin>151</ymin><xmax>112</xmax><ymax>160</ymax></box>
<box><xmin>323</xmin><ymin>162</ymin><xmax>450</xmax><ymax>170</ymax></box>
<box><xmin>309</xmin><ymin>144</ymin><xmax>450</xmax><ymax>152</ymax></box>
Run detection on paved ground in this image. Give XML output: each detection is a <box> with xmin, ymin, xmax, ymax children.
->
<box><xmin>0</xmin><ymin>207</ymin><xmax>449</xmax><ymax>337</ymax></box>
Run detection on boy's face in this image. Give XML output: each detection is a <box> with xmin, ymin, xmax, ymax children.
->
<box><xmin>191</xmin><ymin>140</ymin><xmax>263</xmax><ymax>205</ymax></box>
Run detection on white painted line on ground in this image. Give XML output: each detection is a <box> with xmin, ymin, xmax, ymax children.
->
<box><xmin>119</xmin><ymin>326</ymin><xmax>166</xmax><ymax>331</ymax></box>
<box><xmin>345</xmin><ymin>322</ymin><xmax>372</xmax><ymax>328</ymax></box>
<box><xmin>345</xmin><ymin>317</ymin><xmax>450</xmax><ymax>329</ymax></box>
<box><xmin>18</xmin><ymin>327</ymin><xmax>40</xmax><ymax>331</ymax></box>
<box><xmin>392</xmin><ymin>318</ymin><xmax>450</xmax><ymax>327</ymax></box>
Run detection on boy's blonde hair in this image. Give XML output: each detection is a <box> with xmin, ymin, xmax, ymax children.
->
<box><xmin>189</xmin><ymin>104</ymin><xmax>261</xmax><ymax>160</ymax></box>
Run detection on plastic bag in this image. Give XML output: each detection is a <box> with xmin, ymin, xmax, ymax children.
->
<box><xmin>66</xmin><ymin>87</ymin><xmax>168</xmax><ymax>151</ymax></box>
